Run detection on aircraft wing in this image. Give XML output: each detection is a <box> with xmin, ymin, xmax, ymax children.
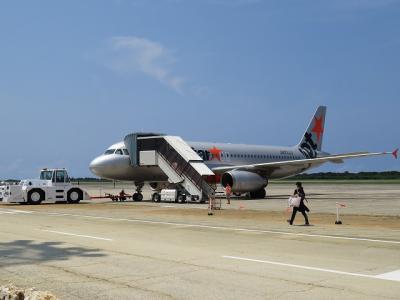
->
<box><xmin>211</xmin><ymin>150</ymin><xmax>397</xmax><ymax>175</ymax></box>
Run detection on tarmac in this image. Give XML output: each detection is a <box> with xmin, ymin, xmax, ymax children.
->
<box><xmin>0</xmin><ymin>183</ymin><xmax>399</xmax><ymax>299</ymax></box>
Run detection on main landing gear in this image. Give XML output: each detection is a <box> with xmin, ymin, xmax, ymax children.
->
<box><xmin>132</xmin><ymin>182</ymin><xmax>144</xmax><ymax>202</ymax></box>
<box><xmin>152</xmin><ymin>192</ymin><xmax>161</xmax><ymax>202</ymax></box>
<box><xmin>248</xmin><ymin>181</ymin><xmax>268</xmax><ymax>199</ymax></box>
<box><xmin>249</xmin><ymin>189</ymin><xmax>266</xmax><ymax>199</ymax></box>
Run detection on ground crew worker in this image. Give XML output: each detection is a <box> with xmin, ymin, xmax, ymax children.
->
<box><xmin>225</xmin><ymin>183</ymin><xmax>232</xmax><ymax>204</ymax></box>
<box><xmin>119</xmin><ymin>189</ymin><xmax>127</xmax><ymax>202</ymax></box>
<box><xmin>288</xmin><ymin>182</ymin><xmax>310</xmax><ymax>225</ymax></box>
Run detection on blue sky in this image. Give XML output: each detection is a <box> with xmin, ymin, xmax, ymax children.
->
<box><xmin>0</xmin><ymin>0</ymin><xmax>399</xmax><ymax>178</ymax></box>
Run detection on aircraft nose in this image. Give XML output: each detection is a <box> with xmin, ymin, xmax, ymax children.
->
<box><xmin>89</xmin><ymin>156</ymin><xmax>106</xmax><ymax>177</ymax></box>
<box><xmin>89</xmin><ymin>153</ymin><xmax>130</xmax><ymax>180</ymax></box>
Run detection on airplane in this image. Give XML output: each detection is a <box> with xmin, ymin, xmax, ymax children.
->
<box><xmin>89</xmin><ymin>106</ymin><xmax>397</xmax><ymax>200</ymax></box>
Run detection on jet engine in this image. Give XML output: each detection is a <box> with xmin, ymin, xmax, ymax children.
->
<box><xmin>221</xmin><ymin>170</ymin><xmax>268</xmax><ymax>192</ymax></box>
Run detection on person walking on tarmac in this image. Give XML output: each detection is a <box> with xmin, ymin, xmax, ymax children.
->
<box><xmin>288</xmin><ymin>182</ymin><xmax>310</xmax><ymax>225</ymax></box>
<box><xmin>225</xmin><ymin>183</ymin><xmax>232</xmax><ymax>204</ymax></box>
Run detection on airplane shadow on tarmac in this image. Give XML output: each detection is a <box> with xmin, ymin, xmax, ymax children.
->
<box><xmin>0</xmin><ymin>240</ymin><xmax>106</xmax><ymax>267</ymax></box>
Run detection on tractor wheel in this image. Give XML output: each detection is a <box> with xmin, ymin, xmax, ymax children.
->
<box><xmin>27</xmin><ymin>189</ymin><xmax>44</xmax><ymax>205</ymax></box>
<box><xmin>67</xmin><ymin>188</ymin><xmax>83</xmax><ymax>204</ymax></box>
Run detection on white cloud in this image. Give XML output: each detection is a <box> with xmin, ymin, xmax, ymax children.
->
<box><xmin>108</xmin><ymin>36</ymin><xmax>184</xmax><ymax>93</ymax></box>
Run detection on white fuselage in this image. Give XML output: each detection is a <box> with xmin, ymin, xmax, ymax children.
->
<box><xmin>89</xmin><ymin>140</ymin><xmax>326</xmax><ymax>182</ymax></box>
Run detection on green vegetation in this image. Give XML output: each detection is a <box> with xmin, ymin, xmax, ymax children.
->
<box><xmin>70</xmin><ymin>177</ymin><xmax>111</xmax><ymax>183</ymax></box>
<box><xmin>272</xmin><ymin>171</ymin><xmax>400</xmax><ymax>184</ymax></box>
<box><xmin>290</xmin><ymin>171</ymin><xmax>400</xmax><ymax>180</ymax></box>
<box><xmin>2</xmin><ymin>172</ymin><xmax>400</xmax><ymax>185</ymax></box>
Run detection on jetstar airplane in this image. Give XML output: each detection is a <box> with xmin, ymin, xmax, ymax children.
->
<box><xmin>89</xmin><ymin>106</ymin><xmax>397</xmax><ymax>200</ymax></box>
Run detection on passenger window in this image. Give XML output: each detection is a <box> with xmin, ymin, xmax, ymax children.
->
<box><xmin>115</xmin><ymin>149</ymin><xmax>123</xmax><ymax>155</ymax></box>
<box><xmin>56</xmin><ymin>171</ymin><xmax>65</xmax><ymax>183</ymax></box>
<box><xmin>123</xmin><ymin>149</ymin><xmax>129</xmax><ymax>155</ymax></box>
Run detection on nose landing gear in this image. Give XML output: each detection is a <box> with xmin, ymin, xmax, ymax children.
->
<box><xmin>132</xmin><ymin>182</ymin><xmax>144</xmax><ymax>201</ymax></box>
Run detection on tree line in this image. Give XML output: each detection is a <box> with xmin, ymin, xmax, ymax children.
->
<box><xmin>290</xmin><ymin>171</ymin><xmax>400</xmax><ymax>180</ymax></box>
<box><xmin>2</xmin><ymin>172</ymin><xmax>400</xmax><ymax>182</ymax></box>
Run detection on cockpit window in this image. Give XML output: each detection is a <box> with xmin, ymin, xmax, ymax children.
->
<box><xmin>123</xmin><ymin>149</ymin><xmax>129</xmax><ymax>155</ymax></box>
<box><xmin>115</xmin><ymin>149</ymin><xmax>123</xmax><ymax>155</ymax></box>
<box><xmin>104</xmin><ymin>149</ymin><xmax>116</xmax><ymax>155</ymax></box>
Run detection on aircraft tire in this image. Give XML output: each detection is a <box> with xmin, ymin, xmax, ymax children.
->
<box><xmin>152</xmin><ymin>193</ymin><xmax>160</xmax><ymax>202</ymax></box>
<box><xmin>249</xmin><ymin>191</ymin><xmax>256</xmax><ymax>199</ymax></box>
<box><xmin>178</xmin><ymin>194</ymin><xmax>186</xmax><ymax>203</ymax></box>
<box><xmin>136</xmin><ymin>193</ymin><xmax>143</xmax><ymax>202</ymax></box>
<box><xmin>257</xmin><ymin>188</ymin><xmax>266</xmax><ymax>199</ymax></box>
<box><xmin>249</xmin><ymin>189</ymin><xmax>266</xmax><ymax>199</ymax></box>
<box><xmin>27</xmin><ymin>189</ymin><xmax>44</xmax><ymax>205</ymax></box>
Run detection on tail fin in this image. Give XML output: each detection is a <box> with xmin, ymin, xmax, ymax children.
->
<box><xmin>297</xmin><ymin>106</ymin><xmax>327</xmax><ymax>157</ymax></box>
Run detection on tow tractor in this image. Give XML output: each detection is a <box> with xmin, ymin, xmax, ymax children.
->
<box><xmin>0</xmin><ymin>183</ymin><xmax>5</xmax><ymax>201</ymax></box>
<box><xmin>0</xmin><ymin>168</ymin><xmax>90</xmax><ymax>205</ymax></box>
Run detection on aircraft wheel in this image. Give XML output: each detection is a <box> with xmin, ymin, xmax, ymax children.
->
<box><xmin>177</xmin><ymin>194</ymin><xmax>186</xmax><ymax>203</ymax></box>
<box><xmin>28</xmin><ymin>189</ymin><xmax>44</xmax><ymax>205</ymax></box>
<box><xmin>152</xmin><ymin>193</ymin><xmax>160</xmax><ymax>202</ymax></box>
<box><xmin>132</xmin><ymin>193</ymin><xmax>143</xmax><ymax>202</ymax></box>
<box><xmin>249</xmin><ymin>189</ymin><xmax>266</xmax><ymax>199</ymax></box>
<box><xmin>67</xmin><ymin>188</ymin><xmax>83</xmax><ymax>204</ymax></box>
<box><xmin>257</xmin><ymin>189</ymin><xmax>266</xmax><ymax>199</ymax></box>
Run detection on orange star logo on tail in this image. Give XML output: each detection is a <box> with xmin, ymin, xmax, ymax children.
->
<box><xmin>311</xmin><ymin>116</ymin><xmax>324</xmax><ymax>141</ymax></box>
<box><xmin>208</xmin><ymin>146</ymin><xmax>222</xmax><ymax>161</ymax></box>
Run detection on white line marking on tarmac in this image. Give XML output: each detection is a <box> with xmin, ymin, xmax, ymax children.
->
<box><xmin>5</xmin><ymin>209</ymin><xmax>34</xmax><ymax>213</ymax></box>
<box><xmin>375</xmin><ymin>270</ymin><xmax>400</xmax><ymax>281</ymax></box>
<box><xmin>30</xmin><ymin>211</ymin><xmax>400</xmax><ymax>245</ymax></box>
<box><xmin>0</xmin><ymin>209</ymin><xmax>34</xmax><ymax>214</ymax></box>
<box><xmin>162</xmin><ymin>205</ymin><xmax>175</xmax><ymax>208</ymax></box>
<box><xmin>223</xmin><ymin>256</ymin><xmax>400</xmax><ymax>282</ymax></box>
<box><xmin>41</xmin><ymin>229</ymin><xmax>112</xmax><ymax>241</ymax></box>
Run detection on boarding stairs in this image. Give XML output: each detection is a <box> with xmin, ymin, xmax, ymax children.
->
<box><xmin>124</xmin><ymin>133</ymin><xmax>216</xmax><ymax>201</ymax></box>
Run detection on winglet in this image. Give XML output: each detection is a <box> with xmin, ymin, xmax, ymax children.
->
<box><xmin>392</xmin><ymin>148</ymin><xmax>398</xmax><ymax>159</ymax></box>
